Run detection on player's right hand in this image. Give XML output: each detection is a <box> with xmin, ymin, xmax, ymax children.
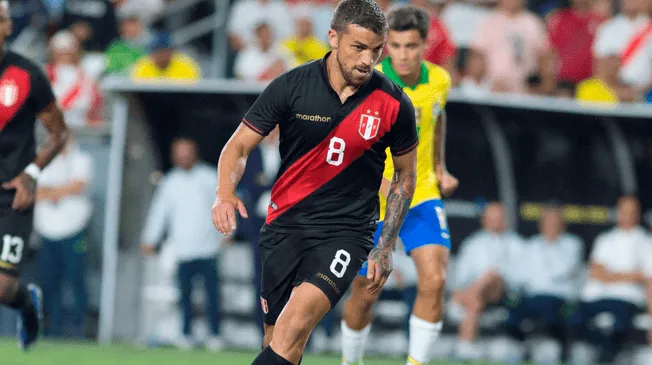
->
<box><xmin>2</xmin><ymin>172</ymin><xmax>36</xmax><ymax>212</ymax></box>
<box><xmin>366</xmin><ymin>245</ymin><xmax>393</xmax><ymax>294</ymax></box>
<box><xmin>211</xmin><ymin>192</ymin><xmax>248</xmax><ymax>236</ymax></box>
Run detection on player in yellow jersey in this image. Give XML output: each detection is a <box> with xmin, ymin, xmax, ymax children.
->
<box><xmin>340</xmin><ymin>5</ymin><xmax>458</xmax><ymax>365</ymax></box>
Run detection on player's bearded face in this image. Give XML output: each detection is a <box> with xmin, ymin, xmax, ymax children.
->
<box><xmin>332</xmin><ymin>25</ymin><xmax>385</xmax><ymax>87</ymax></box>
<box><xmin>386</xmin><ymin>30</ymin><xmax>426</xmax><ymax>78</ymax></box>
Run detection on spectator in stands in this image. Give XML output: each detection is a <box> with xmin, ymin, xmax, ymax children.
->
<box><xmin>449</xmin><ymin>202</ymin><xmax>525</xmax><ymax>360</ymax></box>
<box><xmin>457</xmin><ymin>49</ymin><xmax>491</xmax><ymax>97</ymax></box>
<box><xmin>313</xmin><ymin>0</ymin><xmax>339</xmax><ymax>43</ymax></box>
<box><xmin>227</xmin><ymin>0</ymin><xmax>292</xmax><ymax>53</ymax></box>
<box><xmin>504</xmin><ymin>206</ymin><xmax>583</xmax><ymax>364</ymax></box>
<box><xmin>279</xmin><ymin>4</ymin><xmax>330</xmax><ymax>69</ymax></box>
<box><xmin>569</xmin><ymin>196</ymin><xmax>652</xmax><ymax>364</ymax></box>
<box><xmin>237</xmin><ymin>126</ymin><xmax>281</xmax><ymax>338</ymax></box>
<box><xmin>113</xmin><ymin>0</ymin><xmax>165</xmax><ymax>25</ymax></box>
<box><xmin>546</xmin><ymin>0</ymin><xmax>607</xmax><ymax>85</ymax></box>
<box><xmin>575</xmin><ymin>53</ymin><xmax>636</xmax><ymax>103</ymax></box>
<box><xmin>5</xmin><ymin>0</ymin><xmax>47</xmax><ymax>43</ymax></box>
<box><xmin>34</xmin><ymin>134</ymin><xmax>93</xmax><ymax>338</ymax></box>
<box><xmin>412</xmin><ymin>0</ymin><xmax>459</xmax><ymax>83</ymax></box>
<box><xmin>60</xmin><ymin>0</ymin><xmax>118</xmax><ymax>52</ymax></box>
<box><xmin>105</xmin><ymin>12</ymin><xmax>149</xmax><ymax>76</ymax></box>
<box><xmin>593</xmin><ymin>0</ymin><xmax>651</xmax><ymax>94</ymax></box>
<box><xmin>131</xmin><ymin>32</ymin><xmax>201</xmax><ymax>82</ymax></box>
<box><xmin>141</xmin><ymin>137</ymin><xmax>224</xmax><ymax>351</ymax></box>
<box><xmin>47</xmin><ymin>30</ymin><xmax>103</xmax><ymax>127</ymax></box>
<box><xmin>471</xmin><ymin>0</ymin><xmax>554</xmax><ymax>94</ymax></box>
<box><xmin>234</xmin><ymin>22</ymin><xmax>287</xmax><ymax>82</ymax></box>
<box><xmin>555</xmin><ymin>80</ymin><xmax>576</xmax><ymax>98</ymax></box>
<box><xmin>441</xmin><ymin>0</ymin><xmax>492</xmax><ymax>51</ymax></box>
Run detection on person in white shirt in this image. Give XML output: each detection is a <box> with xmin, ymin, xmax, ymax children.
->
<box><xmin>569</xmin><ymin>196</ymin><xmax>651</xmax><ymax>364</ymax></box>
<box><xmin>592</xmin><ymin>0</ymin><xmax>651</xmax><ymax>92</ymax></box>
<box><xmin>234</xmin><ymin>22</ymin><xmax>287</xmax><ymax>82</ymax></box>
<box><xmin>449</xmin><ymin>202</ymin><xmax>525</xmax><ymax>360</ymax></box>
<box><xmin>227</xmin><ymin>0</ymin><xmax>292</xmax><ymax>52</ymax></box>
<box><xmin>34</xmin><ymin>134</ymin><xmax>93</xmax><ymax>338</ymax></box>
<box><xmin>140</xmin><ymin>137</ymin><xmax>225</xmax><ymax>351</ymax></box>
<box><xmin>504</xmin><ymin>206</ymin><xmax>584</xmax><ymax>362</ymax></box>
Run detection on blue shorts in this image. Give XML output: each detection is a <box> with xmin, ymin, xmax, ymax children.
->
<box><xmin>358</xmin><ymin>199</ymin><xmax>451</xmax><ymax>276</ymax></box>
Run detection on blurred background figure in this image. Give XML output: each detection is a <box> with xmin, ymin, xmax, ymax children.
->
<box><xmin>34</xmin><ymin>134</ymin><xmax>93</xmax><ymax>339</ymax></box>
<box><xmin>546</xmin><ymin>0</ymin><xmax>606</xmax><ymax>87</ymax></box>
<box><xmin>234</xmin><ymin>22</ymin><xmax>287</xmax><ymax>81</ymax></box>
<box><xmin>46</xmin><ymin>30</ymin><xmax>103</xmax><ymax>128</ymax></box>
<box><xmin>504</xmin><ymin>206</ymin><xmax>584</xmax><ymax>364</ymax></box>
<box><xmin>104</xmin><ymin>12</ymin><xmax>150</xmax><ymax>76</ymax></box>
<box><xmin>471</xmin><ymin>0</ymin><xmax>553</xmax><ymax>94</ymax></box>
<box><xmin>575</xmin><ymin>53</ymin><xmax>636</xmax><ymax>103</ymax></box>
<box><xmin>569</xmin><ymin>196</ymin><xmax>652</xmax><ymax>364</ymax></box>
<box><xmin>448</xmin><ymin>202</ymin><xmax>525</xmax><ymax>361</ymax></box>
<box><xmin>279</xmin><ymin>4</ymin><xmax>330</xmax><ymax>69</ymax></box>
<box><xmin>131</xmin><ymin>32</ymin><xmax>201</xmax><ymax>81</ymax></box>
<box><xmin>140</xmin><ymin>138</ymin><xmax>224</xmax><ymax>351</ymax></box>
<box><xmin>592</xmin><ymin>0</ymin><xmax>651</xmax><ymax>97</ymax></box>
<box><xmin>458</xmin><ymin>49</ymin><xmax>491</xmax><ymax>97</ymax></box>
<box><xmin>227</xmin><ymin>0</ymin><xmax>292</xmax><ymax>54</ymax></box>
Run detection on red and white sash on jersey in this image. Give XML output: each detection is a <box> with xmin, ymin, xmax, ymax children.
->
<box><xmin>620</xmin><ymin>22</ymin><xmax>652</xmax><ymax>86</ymax></box>
<box><xmin>46</xmin><ymin>64</ymin><xmax>103</xmax><ymax>126</ymax></box>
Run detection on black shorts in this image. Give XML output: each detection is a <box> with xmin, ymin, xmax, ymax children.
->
<box><xmin>0</xmin><ymin>208</ymin><xmax>32</xmax><ymax>276</ymax></box>
<box><xmin>258</xmin><ymin>224</ymin><xmax>372</xmax><ymax>326</ymax></box>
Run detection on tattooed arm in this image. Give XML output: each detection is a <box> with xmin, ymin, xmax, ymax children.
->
<box><xmin>2</xmin><ymin>102</ymin><xmax>69</xmax><ymax>212</ymax></box>
<box><xmin>366</xmin><ymin>149</ymin><xmax>417</xmax><ymax>292</ymax></box>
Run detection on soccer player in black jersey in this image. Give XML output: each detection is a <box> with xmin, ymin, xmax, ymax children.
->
<box><xmin>211</xmin><ymin>1</ymin><xmax>418</xmax><ymax>364</ymax></box>
<box><xmin>0</xmin><ymin>1</ymin><xmax>69</xmax><ymax>350</ymax></box>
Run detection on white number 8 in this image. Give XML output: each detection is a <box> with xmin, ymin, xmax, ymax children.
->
<box><xmin>329</xmin><ymin>249</ymin><xmax>351</xmax><ymax>278</ymax></box>
<box><xmin>326</xmin><ymin>137</ymin><xmax>346</xmax><ymax>166</ymax></box>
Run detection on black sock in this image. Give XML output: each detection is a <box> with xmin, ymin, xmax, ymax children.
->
<box><xmin>251</xmin><ymin>346</ymin><xmax>293</xmax><ymax>365</ymax></box>
<box><xmin>8</xmin><ymin>284</ymin><xmax>33</xmax><ymax>314</ymax></box>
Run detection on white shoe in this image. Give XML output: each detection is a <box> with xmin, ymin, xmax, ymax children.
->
<box><xmin>175</xmin><ymin>337</ymin><xmax>194</xmax><ymax>351</ymax></box>
<box><xmin>205</xmin><ymin>336</ymin><xmax>224</xmax><ymax>352</ymax></box>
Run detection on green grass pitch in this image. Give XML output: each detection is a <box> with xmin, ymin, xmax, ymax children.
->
<box><xmin>0</xmin><ymin>338</ymin><xmax>513</xmax><ymax>365</ymax></box>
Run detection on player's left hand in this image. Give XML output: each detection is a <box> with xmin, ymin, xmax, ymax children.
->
<box><xmin>436</xmin><ymin>165</ymin><xmax>459</xmax><ymax>197</ymax></box>
<box><xmin>366</xmin><ymin>244</ymin><xmax>393</xmax><ymax>294</ymax></box>
<box><xmin>2</xmin><ymin>172</ymin><xmax>36</xmax><ymax>212</ymax></box>
<box><xmin>212</xmin><ymin>192</ymin><xmax>248</xmax><ymax>236</ymax></box>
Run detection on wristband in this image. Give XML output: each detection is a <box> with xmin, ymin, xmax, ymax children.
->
<box><xmin>24</xmin><ymin>163</ymin><xmax>41</xmax><ymax>181</ymax></box>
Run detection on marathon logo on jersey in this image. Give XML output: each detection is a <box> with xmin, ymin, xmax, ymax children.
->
<box><xmin>0</xmin><ymin>80</ymin><xmax>19</xmax><ymax>108</ymax></box>
<box><xmin>359</xmin><ymin>111</ymin><xmax>381</xmax><ymax>140</ymax></box>
<box><xmin>260</xmin><ymin>297</ymin><xmax>269</xmax><ymax>314</ymax></box>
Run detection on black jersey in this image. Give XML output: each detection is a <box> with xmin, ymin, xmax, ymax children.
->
<box><xmin>0</xmin><ymin>51</ymin><xmax>56</xmax><ymax>207</ymax></box>
<box><xmin>243</xmin><ymin>52</ymin><xmax>418</xmax><ymax>233</ymax></box>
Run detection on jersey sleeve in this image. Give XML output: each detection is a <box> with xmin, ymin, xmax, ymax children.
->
<box><xmin>385</xmin><ymin>92</ymin><xmax>418</xmax><ymax>156</ymax></box>
<box><xmin>30</xmin><ymin>65</ymin><xmax>56</xmax><ymax>113</ymax></box>
<box><xmin>243</xmin><ymin>74</ymin><xmax>289</xmax><ymax>136</ymax></box>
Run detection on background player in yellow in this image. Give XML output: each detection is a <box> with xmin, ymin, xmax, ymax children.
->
<box><xmin>340</xmin><ymin>5</ymin><xmax>459</xmax><ymax>365</ymax></box>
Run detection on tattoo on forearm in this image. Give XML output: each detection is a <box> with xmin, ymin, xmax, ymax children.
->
<box><xmin>378</xmin><ymin>171</ymin><xmax>416</xmax><ymax>251</ymax></box>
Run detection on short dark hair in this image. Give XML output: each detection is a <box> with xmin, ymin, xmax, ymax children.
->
<box><xmin>331</xmin><ymin>0</ymin><xmax>387</xmax><ymax>37</ymax></box>
<box><xmin>387</xmin><ymin>5</ymin><xmax>430</xmax><ymax>40</ymax></box>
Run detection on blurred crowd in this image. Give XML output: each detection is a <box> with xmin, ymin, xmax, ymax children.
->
<box><xmin>226</xmin><ymin>0</ymin><xmax>652</xmax><ymax>104</ymax></box>
<box><xmin>5</xmin><ymin>0</ymin><xmax>652</xmax><ymax>122</ymax></box>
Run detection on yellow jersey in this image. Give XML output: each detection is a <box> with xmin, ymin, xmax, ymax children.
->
<box><xmin>376</xmin><ymin>57</ymin><xmax>452</xmax><ymax>220</ymax></box>
<box><xmin>131</xmin><ymin>53</ymin><xmax>201</xmax><ymax>81</ymax></box>
<box><xmin>575</xmin><ymin>78</ymin><xmax>619</xmax><ymax>104</ymax></box>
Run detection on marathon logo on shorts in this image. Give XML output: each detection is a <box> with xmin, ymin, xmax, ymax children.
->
<box><xmin>358</xmin><ymin>111</ymin><xmax>381</xmax><ymax>141</ymax></box>
<box><xmin>260</xmin><ymin>297</ymin><xmax>269</xmax><ymax>314</ymax></box>
<box><xmin>0</xmin><ymin>80</ymin><xmax>18</xmax><ymax>108</ymax></box>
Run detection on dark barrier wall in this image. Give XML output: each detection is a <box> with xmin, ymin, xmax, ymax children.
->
<box><xmin>121</xmin><ymin>84</ymin><xmax>652</xmax><ymax>257</ymax></box>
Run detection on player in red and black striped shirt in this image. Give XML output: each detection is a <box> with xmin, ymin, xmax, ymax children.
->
<box><xmin>211</xmin><ymin>1</ymin><xmax>418</xmax><ymax>364</ymax></box>
<box><xmin>0</xmin><ymin>1</ymin><xmax>69</xmax><ymax>351</ymax></box>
